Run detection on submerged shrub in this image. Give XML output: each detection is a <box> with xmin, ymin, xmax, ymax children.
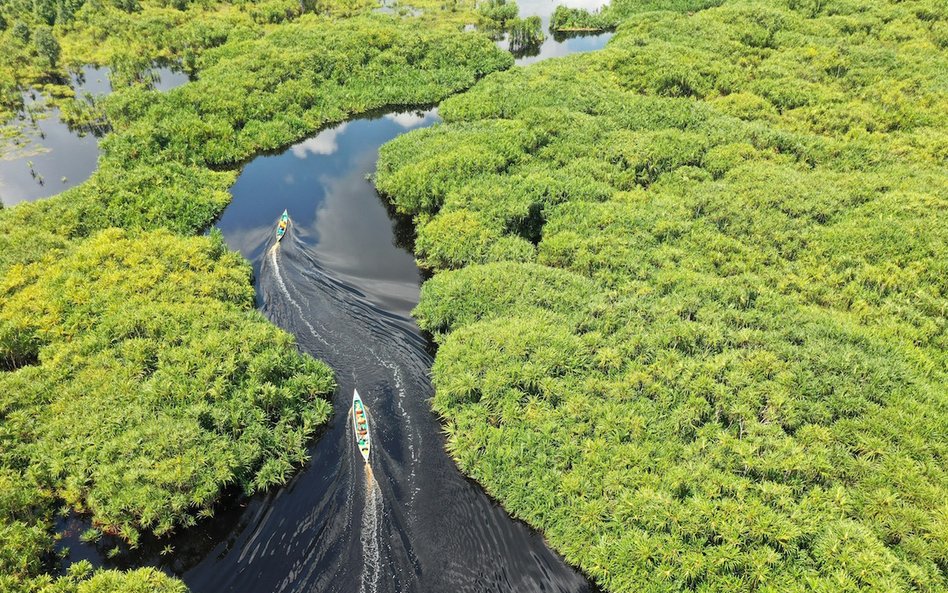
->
<box><xmin>508</xmin><ymin>16</ymin><xmax>544</xmax><ymax>51</ymax></box>
<box><xmin>550</xmin><ymin>5</ymin><xmax>615</xmax><ymax>32</ymax></box>
<box><xmin>478</xmin><ymin>0</ymin><xmax>518</xmax><ymax>24</ymax></box>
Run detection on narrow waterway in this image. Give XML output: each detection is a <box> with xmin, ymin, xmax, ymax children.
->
<box><xmin>183</xmin><ymin>110</ymin><xmax>591</xmax><ymax>593</ymax></box>
<box><xmin>52</xmin><ymin>4</ymin><xmax>613</xmax><ymax>591</ymax></box>
<box><xmin>180</xmin><ymin>16</ymin><xmax>611</xmax><ymax>592</ymax></box>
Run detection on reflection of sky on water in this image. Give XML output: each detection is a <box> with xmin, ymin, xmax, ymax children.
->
<box><xmin>71</xmin><ymin>65</ymin><xmax>112</xmax><ymax>97</ymax></box>
<box><xmin>511</xmin><ymin>30</ymin><xmax>614</xmax><ymax>66</ymax></box>
<box><xmin>216</xmin><ymin>109</ymin><xmax>439</xmax><ymax>314</ymax></box>
<box><xmin>291</xmin><ymin>123</ymin><xmax>350</xmax><ymax>158</ymax></box>
<box><xmin>384</xmin><ymin>111</ymin><xmax>433</xmax><ymax>128</ymax></box>
<box><xmin>498</xmin><ymin>0</ymin><xmax>613</xmax><ymax>67</ymax></box>
<box><xmin>1</xmin><ymin>65</ymin><xmax>190</xmax><ymax>207</ymax></box>
<box><xmin>67</xmin><ymin>64</ymin><xmax>190</xmax><ymax>97</ymax></box>
<box><xmin>0</xmin><ymin>107</ymin><xmax>101</xmax><ymax>207</ymax></box>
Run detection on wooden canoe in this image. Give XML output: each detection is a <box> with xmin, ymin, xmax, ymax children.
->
<box><xmin>276</xmin><ymin>209</ymin><xmax>289</xmax><ymax>241</ymax></box>
<box><xmin>352</xmin><ymin>389</ymin><xmax>371</xmax><ymax>463</ymax></box>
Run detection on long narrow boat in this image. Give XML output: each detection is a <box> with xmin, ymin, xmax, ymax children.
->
<box><xmin>352</xmin><ymin>389</ymin><xmax>371</xmax><ymax>463</ymax></box>
<box><xmin>276</xmin><ymin>209</ymin><xmax>289</xmax><ymax>241</ymax></box>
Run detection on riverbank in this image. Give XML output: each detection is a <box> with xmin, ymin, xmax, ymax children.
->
<box><xmin>376</xmin><ymin>0</ymin><xmax>948</xmax><ymax>590</ymax></box>
<box><xmin>0</xmin><ymin>7</ymin><xmax>511</xmax><ymax>591</ymax></box>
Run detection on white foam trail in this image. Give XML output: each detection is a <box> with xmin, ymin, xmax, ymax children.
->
<box><xmin>270</xmin><ymin>246</ymin><xmax>331</xmax><ymax>349</ymax></box>
<box><xmin>360</xmin><ymin>465</ymin><xmax>383</xmax><ymax>593</ymax></box>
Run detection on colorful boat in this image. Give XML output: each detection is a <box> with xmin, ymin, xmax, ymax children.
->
<box><xmin>276</xmin><ymin>209</ymin><xmax>289</xmax><ymax>241</ymax></box>
<box><xmin>352</xmin><ymin>389</ymin><xmax>371</xmax><ymax>463</ymax></box>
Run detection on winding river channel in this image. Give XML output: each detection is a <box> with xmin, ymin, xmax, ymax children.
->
<box><xmin>49</xmin><ymin>2</ymin><xmax>613</xmax><ymax>590</ymax></box>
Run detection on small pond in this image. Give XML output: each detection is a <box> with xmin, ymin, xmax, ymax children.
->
<box><xmin>0</xmin><ymin>64</ymin><xmax>190</xmax><ymax>207</ymax></box>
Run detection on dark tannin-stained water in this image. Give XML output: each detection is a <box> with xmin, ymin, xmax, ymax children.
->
<box><xmin>183</xmin><ymin>109</ymin><xmax>594</xmax><ymax>593</ymax></box>
<box><xmin>182</xmin><ymin>14</ymin><xmax>611</xmax><ymax>589</ymax></box>
<box><xmin>0</xmin><ymin>65</ymin><xmax>189</xmax><ymax>206</ymax></box>
<box><xmin>51</xmin><ymin>5</ymin><xmax>613</xmax><ymax>591</ymax></box>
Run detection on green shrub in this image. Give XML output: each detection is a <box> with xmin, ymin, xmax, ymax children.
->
<box><xmin>377</xmin><ymin>1</ymin><xmax>948</xmax><ymax>590</ymax></box>
<box><xmin>414</xmin><ymin>262</ymin><xmax>597</xmax><ymax>335</ymax></box>
<box><xmin>508</xmin><ymin>15</ymin><xmax>544</xmax><ymax>50</ymax></box>
<box><xmin>33</xmin><ymin>25</ymin><xmax>60</xmax><ymax>66</ymax></box>
<box><xmin>0</xmin><ymin>230</ymin><xmax>335</xmax><ymax>545</ymax></box>
<box><xmin>550</xmin><ymin>5</ymin><xmax>615</xmax><ymax>32</ymax></box>
<box><xmin>37</xmin><ymin>562</ymin><xmax>188</xmax><ymax>593</ymax></box>
<box><xmin>477</xmin><ymin>0</ymin><xmax>517</xmax><ymax>24</ymax></box>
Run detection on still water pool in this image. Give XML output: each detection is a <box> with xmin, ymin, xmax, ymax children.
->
<box><xmin>0</xmin><ymin>64</ymin><xmax>189</xmax><ymax>206</ymax></box>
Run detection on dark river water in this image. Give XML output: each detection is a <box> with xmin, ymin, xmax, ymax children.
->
<box><xmin>47</xmin><ymin>5</ymin><xmax>612</xmax><ymax>592</ymax></box>
<box><xmin>185</xmin><ymin>109</ymin><xmax>597</xmax><ymax>593</ymax></box>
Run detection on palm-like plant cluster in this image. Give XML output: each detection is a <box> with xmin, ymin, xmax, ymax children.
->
<box><xmin>377</xmin><ymin>0</ymin><xmax>948</xmax><ymax>590</ymax></box>
<box><xmin>0</xmin><ymin>6</ymin><xmax>511</xmax><ymax>593</ymax></box>
<box><xmin>0</xmin><ymin>230</ymin><xmax>335</xmax><ymax>591</ymax></box>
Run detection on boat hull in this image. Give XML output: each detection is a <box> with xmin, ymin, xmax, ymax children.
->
<box><xmin>276</xmin><ymin>210</ymin><xmax>289</xmax><ymax>241</ymax></box>
<box><xmin>352</xmin><ymin>390</ymin><xmax>371</xmax><ymax>463</ymax></box>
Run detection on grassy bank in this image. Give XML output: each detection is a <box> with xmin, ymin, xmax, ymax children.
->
<box><xmin>377</xmin><ymin>0</ymin><xmax>948</xmax><ymax>590</ymax></box>
<box><xmin>0</xmin><ymin>4</ymin><xmax>511</xmax><ymax>591</ymax></box>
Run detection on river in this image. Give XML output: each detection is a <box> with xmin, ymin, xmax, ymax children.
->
<box><xmin>51</xmin><ymin>3</ymin><xmax>613</xmax><ymax>591</ymax></box>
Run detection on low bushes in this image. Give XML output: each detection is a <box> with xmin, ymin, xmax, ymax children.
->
<box><xmin>377</xmin><ymin>0</ymin><xmax>948</xmax><ymax>590</ymax></box>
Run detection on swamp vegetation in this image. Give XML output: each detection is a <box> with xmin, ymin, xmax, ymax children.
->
<box><xmin>376</xmin><ymin>0</ymin><xmax>948</xmax><ymax>590</ymax></box>
<box><xmin>0</xmin><ymin>0</ymin><xmax>943</xmax><ymax>589</ymax></box>
<box><xmin>0</xmin><ymin>0</ymin><xmax>512</xmax><ymax>590</ymax></box>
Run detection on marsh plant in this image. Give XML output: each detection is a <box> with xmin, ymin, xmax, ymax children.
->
<box><xmin>376</xmin><ymin>0</ymin><xmax>948</xmax><ymax>590</ymax></box>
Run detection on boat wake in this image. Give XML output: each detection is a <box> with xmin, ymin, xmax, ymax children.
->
<box><xmin>360</xmin><ymin>464</ymin><xmax>383</xmax><ymax>593</ymax></box>
<box><xmin>180</xmin><ymin>109</ymin><xmax>598</xmax><ymax>593</ymax></box>
<box><xmin>267</xmin><ymin>244</ymin><xmax>332</xmax><ymax>350</ymax></box>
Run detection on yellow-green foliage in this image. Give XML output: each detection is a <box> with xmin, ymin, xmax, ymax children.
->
<box><xmin>0</xmin><ymin>230</ymin><xmax>335</xmax><ymax>585</ymax></box>
<box><xmin>32</xmin><ymin>561</ymin><xmax>188</xmax><ymax>592</ymax></box>
<box><xmin>0</xmin><ymin>5</ymin><xmax>510</xmax><ymax>591</ymax></box>
<box><xmin>551</xmin><ymin>0</ymin><xmax>724</xmax><ymax>32</ymax></box>
<box><xmin>377</xmin><ymin>0</ymin><xmax>948</xmax><ymax>591</ymax></box>
<box><xmin>103</xmin><ymin>15</ymin><xmax>511</xmax><ymax>165</ymax></box>
<box><xmin>0</xmin><ymin>0</ymin><xmax>482</xmax><ymax>134</ymax></box>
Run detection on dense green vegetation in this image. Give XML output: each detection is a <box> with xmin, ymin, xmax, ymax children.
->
<box><xmin>377</xmin><ymin>0</ymin><xmax>948</xmax><ymax>590</ymax></box>
<box><xmin>0</xmin><ymin>0</ymin><xmax>482</xmax><ymax>142</ymax></box>
<box><xmin>0</xmin><ymin>1</ymin><xmax>511</xmax><ymax>591</ymax></box>
<box><xmin>550</xmin><ymin>5</ymin><xmax>616</xmax><ymax>32</ymax></box>
<box><xmin>477</xmin><ymin>0</ymin><xmax>517</xmax><ymax>24</ymax></box>
<box><xmin>3</xmin><ymin>230</ymin><xmax>335</xmax><ymax>538</ymax></box>
<box><xmin>551</xmin><ymin>0</ymin><xmax>722</xmax><ymax>32</ymax></box>
<box><xmin>507</xmin><ymin>15</ymin><xmax>543</xmax><ymax>52</ymax></box>
<box><xmin>1</xmin><ymin>230</ymin><xmax>334</xmax><ymax>591</ymax></box>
